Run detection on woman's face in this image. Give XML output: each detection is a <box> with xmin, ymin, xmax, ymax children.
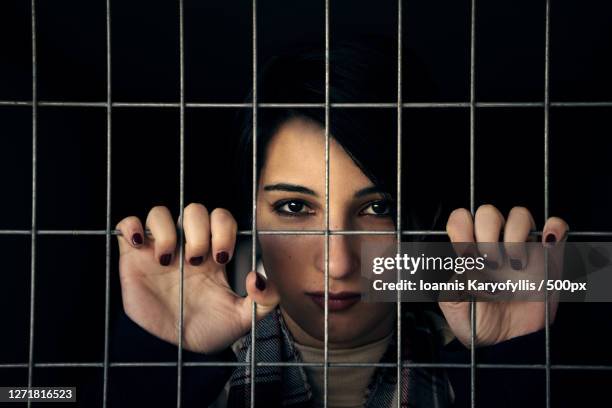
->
<box><xmin>256</xmin><ymin>117</ymin><xmax>396</xmax><ymax>348</ymax></box>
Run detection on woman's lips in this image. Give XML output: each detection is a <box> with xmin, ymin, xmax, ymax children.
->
<box><xmin>306</xmin><ymin>291</ymin><xmax>361</xmax><ymax>312</ymax></box>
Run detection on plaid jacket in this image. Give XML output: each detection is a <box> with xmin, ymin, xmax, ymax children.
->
<box><xmin>226</xmin><ymin>307</ymin><xmax>452</xmax><ymax>408</ymax></box>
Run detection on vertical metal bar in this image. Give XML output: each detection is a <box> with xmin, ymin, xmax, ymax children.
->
<box><xmin>102</xmin><ymin>0</ymin><xmax>112</xmax><ymax>407</ymax></box>
<box><xmin>469</xmin><ymin>0</ymin><xmax>476</xmax><ymax>215</ymax></box>
<box><xmin>396</xmin><ymin>0</ymin><xmax>403</xmax><ymax>407</ymax></box>
<box><xmin>544</xmin><ymin>0</ymin><xmax>551</xmax><ymax>407</ymax></box>
<box><xmin>27</xmin><ymin>1</ymin><xmax>38</xmax><ymax>407</ymax></box>
<box><xmin>323</xmin><ymin>0</ymin><xmax>330</xmax><ymax>405</ymax></box>
<box><xmin>177</xmin><ymin>0</ymin><xmax>186</xmax><ymax>406</ymax></box>
<box><xmin>250</xmin><ymin>1</ymin><xmax>258</xmax><ymax>407</ymax></box>
<box><xmin>544</xmin><ymin>1</ymin><xmax>551</xmax><ymax>227</ymax></box>
<box><xmin>469</xmin><ymin>0</ymin><xmax>477</xmax><ymax>407</ymax></box>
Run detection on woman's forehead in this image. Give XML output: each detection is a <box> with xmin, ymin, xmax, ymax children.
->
<box><xmin>260</xmin><ymin>118</ymin><xmax>372</xmax><ymax>191</ymax></box>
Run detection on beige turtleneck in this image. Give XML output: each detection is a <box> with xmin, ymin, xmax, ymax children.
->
<box><xmin>279</xmin><ymin>305</ymin><xmax>396</xmax><ymax>408</ymax></box>
<box><xmin>293</xmin><ymin>332</ymin><xmax>393</xmax><ymax>408</ymax></box>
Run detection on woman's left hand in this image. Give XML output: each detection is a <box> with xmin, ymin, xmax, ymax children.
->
<box><xmin>439</xmin><ymin>204</ymin><xmax>569</xmax><ymax>347</ymax></box>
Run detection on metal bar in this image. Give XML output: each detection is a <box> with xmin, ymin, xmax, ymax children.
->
<box><xmin>396</xmin><ymin>0</ymin><xmax>404</xmax><ymax>407</ymax></box>
<box><xmin>114</xmin><ymin>102</ymin><xmax>181</xmax><ymax>108</ymax></box>
<box><xmin>2</xmin><ymin>100</ymin><xmax>612</xmax><ymax>108</ymax></box>
<box><xmin>101</xmin><ymin>0</ymin><xmax>112</xmax><ymax>407</ymax></box>
<box><xmin>250</xmin><ymin>1</ymin><xmax>258</xmax><ymax>407</ymax></box>
<box><xmin>27</xmin><ymin>2</ymin><xmax>38</xmax><ymax>408</ymax></box>
<box><xmin>36</xmin><ymin>101</ymin><xmax>109</xmax><ymax>107</ymax></box>
<box><xmin>324</xmin><ymin>0</ymin><xmax>331</xmax><ymax>407</ymax></box>
<box><xmin>0</xmin><ymin>361</ymin><xmax>611</xmax><ymax>370</ymax></box>
<box><xmin>469</xmin><ymin>0</ymin><xmax>477</xmax><ymax>407</ymax></box>
<box><xmin>1</xmin><ymin>229</ymin><xmax>610</xmax><ymax>236</ymax></box>
<box><xmin>177</xmin><ymin>0</ymin><xmax>186</xmax><ymax>406</ymax></box>
<box><xmin>544</xmin><ymin>1</ymin><xmax>552</xmax><ymax>407</ymax></box>
<box><xmin>3</xmin><ymin>361</ymin><xmax>612</xmax><ymax>371</ymax></box>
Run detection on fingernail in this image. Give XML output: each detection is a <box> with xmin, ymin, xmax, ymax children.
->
<box><xmin>216</xmin><ymin>251</ymin><xmax>229</xmax><ymax>264</ymax></box>
<box><xmin>545</xmin><ymin>233</ymin><xmax>557</xmax><ymax>244</ymax></box>
<box><xmin>132</xmin><ymin>233</ymin><xmax>143</xmax><ymax>246</ymax></box>
<box><xmin>509</xmin><ymin>258</ymin><xmax>523</xmax><ymax>270</ymax></box>
<box><xmin>484</xmin><ymin>259</ymin><xmax>499</xmax><ymax>270</ymax></box>
<box><xmin>483</xmin><ymin>280</ymin><xmax>498</xmax><ymax>295</ymax></box>
<box><xmin>255</xmin><ymin>272</ymin><xmax>266</xmax><ymax>291</ymax></box>
<box><xmin>463</xmin><ymin>250</ymin><xmax>478</xmax><ymax>259</ymax></box>
<box><xmin>160</xmin><ymin>254</ymin><xmax>172</xmax><ymax>266</ymax></box>
<box><xmin>189</xmin><ymin>256</ymin><xmax>203</xmax><ymax>266</ymax></box>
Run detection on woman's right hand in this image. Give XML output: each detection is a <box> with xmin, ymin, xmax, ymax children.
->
<box><xmin>115</xmin><ymin>203</ymin><xmax>279</xmax><ymax>354</ymax></box>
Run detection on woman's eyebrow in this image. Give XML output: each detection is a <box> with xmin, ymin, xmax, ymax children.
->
<box><xmin>354</xmin><ymin>186</ymin><xmax>389</xmax><ymax>198</ymax></box>
<box><xmin>263</xmin><ymin>183</ymin><xmax>318</xmax><ymax>196</ymax></box>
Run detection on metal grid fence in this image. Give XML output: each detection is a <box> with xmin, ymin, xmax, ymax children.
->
<box><xmin>1</xmin><ymin>1</ymin><xmax>612</xmax><ymax>408</ymax></box>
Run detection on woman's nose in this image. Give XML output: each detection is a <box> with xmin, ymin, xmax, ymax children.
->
<box><xmin>315</xmin><ymin>234</ymin><xmax>360</xmax><ymax>280</ymax></box>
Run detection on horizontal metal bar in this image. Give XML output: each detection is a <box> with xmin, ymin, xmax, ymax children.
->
<box><xmin>113</xmin><ymin>102</ymin><xmax>183</xmax><ymax>108</ymax></box>
<box><xmin>1</xmin><ymin>101</ymin><xmax>612</xmax><ymax>109</ymax></box>
<box><xmin>0</xmin><ymin>229</ymin><xmax>610</xmax><ymax>237</ymax></box>
<box><xmin>1</xmin><ymin>362</ymin><xmax>610</xmax><ymax>370</ymax></box>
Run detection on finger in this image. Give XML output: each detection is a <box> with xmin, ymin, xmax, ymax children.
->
<box><xmin>503</xmin><ymin>206</ymin><xmax>536</xmax><ymax>270</ymax></box>
<box><xmin>438</xmin><ymin>300</ymin><xmax>472</xmax><ymax>347</ymax></box>
<box><xmin>446</xmin><ymin>208</ymin><xmax>476</xmax><ymax>257</ymax></box>
<box><xmin>543</xmin><ymin>216</ymin><xmax>570</xmax><ymax>281</ymax></box>
<box><xmin>239</xmin><ymin>271</ymin><xmax>280</xmax><ymax>323</ymax></box>
<box><xmin>145</xmin><ymin>206</ymin><xmax>177</xmax><ymax>266</ymax></box>
<box><xmin>182</xmin><ymin>203</ymin><xmax>211</xmax><ymax>266</ymax></box>
<box><xmin>210</xmin><ymin>208</ymin><xmax>238</xmax><ymax>265</ymax></box>
<box><xmin>115</xmin><ymin>216</ymin><xmax>145</xmax><ymax>254</ymax></box>
<box><xmin>474</xmin><ymin>204</ymin><xmax>505</xmax><ymax>269</ymax></box>
<box><xmin>542</xmin><ymin>216</ymin><xmax>570</xmax><ymax>246</ymax></box>
<box><xmin>447</xmin><ymin>208</ymin><xmax>475</xmax><ymax>242</ymax></box>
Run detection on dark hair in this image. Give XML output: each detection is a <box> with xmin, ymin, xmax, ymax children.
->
<box><xmin>232</xmin><ymin>37</ymin><xmax>444</xmax><ymax>234</ymax></box>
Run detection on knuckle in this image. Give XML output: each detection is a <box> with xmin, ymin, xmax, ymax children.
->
<box><xmin>187</xmin><ymin>241</ymin><xmax>209</xmax><ymax>255</ymax></box>
<box><xmin>508</xmin><ymin>206</ymin><xmax>531</xmax><ymax>220</ymax></box>
<box><xmin>547</xmin><ymin>216</ymin><xmax>569</xmax><ymax>229</ymax></box>
<box><xmin>124</xmin><ymin>216</ymin><xmax>141</xmax><ymax>228</ymax></box>
<box><xmin>446</xmin><ymin>208</ymin><xmax>470</xmax><ymax>229</ymax></box>
<box><xmin>438</xmin><ymin>301</ymin><xmax>465</xmax><ymax>311</ymax></box>
<box><xmin>155</xmin><ymin>237</ymin><xmax>177</xmax><ymax>251</ymax></box>
<box><xmin>149</xmin><ymin>205</ymin><xmax>170</xmax><ymax>218</ymax></box>
<box><xmin>446</xmin><ymin>208</ymin><xmax>471</xmax><ymax>239</ymax></box>
<box><xmin>476</xmin><ymin>203</ymin><xmax>496</xmax><ymax>216</ymax></box>
<box><xmin>185</xmin><ymin>232</ymin><xmax>210</xmax><ymax>248</ymax></box>
<box><xmin>211</xmin><ymin>207</ymin><xmax>233</xmax><ymax>219</ymax></box>
<box><xmin>151</xmin><ymin>205</ymin><xmax>168</xmax><ymax>213</ymax></box>
<box><xmin>116</xmin><ymin>216</ymin><xmax>140</xmax><ymax>233</ymax></box>
<box><xmin>212</xmin><ymin>208</ymin><xmax>237</xmax><ymax>227</ymax></box>
<box><xmin>115</xmin><ymin>217</ymin><xmax>128</xmax><ymax>230</ymax></box>
<box><xmin>476</xmin><ymin>204</ymin><xmax>504</xmax><ymax>223</ymax></box>
<box><xmin>185</xmin><ymin>202</ymin><xmax>208</xmax><ymax>216</ymax></box>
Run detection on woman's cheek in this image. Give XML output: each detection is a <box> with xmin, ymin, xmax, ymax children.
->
<box><xmin>259</xmin><ymin>235</ymin><xmax>321</xmax><ymax>290</ymax></box>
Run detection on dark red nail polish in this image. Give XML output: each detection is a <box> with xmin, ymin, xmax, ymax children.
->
<box><xmin>132</xmin><ymin>233</ymin><xmax>143</xmax><ymax>246</ymax></box>
<box><xmin>509</xmin><ymin>258</ymin><xmax>523</xmax><ymax>270</ymax></box>
<box><xmin>255</xmin><ymin>272</ymin><xmax>266</xmax><ymax>291</ymax></box>
<box><xmin>216</xmin><ymin>251</ymin><xmax>229</xmax><ymax>264</ymax></box>
<box><xmin>189</xmin><ymin>256</ymin><xmax>203</xmax><ymax>266</ymax></box>
<box><xmin>545</xmin><ymin>234</ymin><xmax>557</xmax><ymax>243</ymax></box>
<box><xmin>484</xmin><ymin>259</ymin><xmax>499</xmax><ymax>270</ymax></box>
<box><xmin>160</xmin><ymin>254</ymin><xmax>172</xmax><ymax>266</ymax></box>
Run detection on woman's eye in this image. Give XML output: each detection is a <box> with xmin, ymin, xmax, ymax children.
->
<box><xmin>361</xmin><ymin>200</ymin><xmax>391</xmax><ymax>216</ymax></box>
<box><xmin>274</xmin><ymin>200</ymin><xmax>313</xmax><ymax>216</ymax></box>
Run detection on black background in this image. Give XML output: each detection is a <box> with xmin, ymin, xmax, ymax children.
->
<box><xmin>1</xmin><ymin>0</ymin><xmax>612</xmax><ymax>406</ymax></box>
